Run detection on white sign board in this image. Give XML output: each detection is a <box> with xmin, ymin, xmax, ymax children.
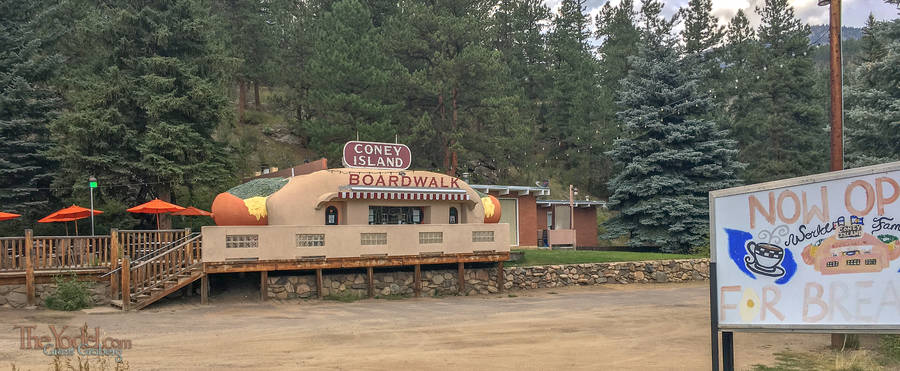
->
<box><xmin>711</xmin><ymin>162</ymin><xmax>900</xmax><ymax>330</ymax></box>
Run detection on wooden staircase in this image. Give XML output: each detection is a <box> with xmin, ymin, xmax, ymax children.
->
<box><xmin>110</xmin><ymin>234</ymin><xmax>203</xmax><ymax>310</ymax></box>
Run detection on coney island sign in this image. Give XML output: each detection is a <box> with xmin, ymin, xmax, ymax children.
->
<box><xmin>342</xmin><ymin>141</ymin><xmax>411</xmax><ymax>170</ymax></box>
<box><xmin>710</xmin><ymin>162</ymin><xmax>900</xmax><ymax>331</ymax></box>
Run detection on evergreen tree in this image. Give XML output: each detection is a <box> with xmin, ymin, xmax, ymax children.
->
<box><xmin>545</xmin><ymin>0</ymin><xmax>604</xmax><ymax>195</ymax></box>
<box><xmin>744</xmin><ymin>0</ymin><xmax>827</xmax><ymax>182</ymax></box>
<box><xmin>715</xmin><ymin>10</ymin><xmax>765</xmax><ymax>148</ymax></box>
<box><xmin>593</xmin><ymin>0</ymin><xmax>640</xmax><ymax>197</ymax></box>
<box><xmin>844</xmin><ymin>14</ymin><xmax>900</xmax><ymax>167</ymax></box>
<box><xmin>299</xmin><ymin>0</ymin><xmax>403</xmax><ymax>164</ymax></box>
<box><xmin>679</xmin><ymin>0</ymin><xmax>723</xmax><ymax>55</ymax></box>
<box><xmin>605</xmin><ymin>0</ymin><xmax>742</xmax><ymax>253</ymax></box>
<box><xmin>48</xmin><ymin>0</ymin><xmax>235</xmax><ymax>224</ymax></box>
<box><xmin>0</xmin><ymin>1</ymin><xmax>62</xmax><ymax>220</ymax></box>
<box><xmin>384</xmin><ymin>0</ymin><xmax>528</xmax><ymax>179</ymax></box>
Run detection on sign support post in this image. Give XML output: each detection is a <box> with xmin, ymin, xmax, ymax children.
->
<box><xmin>89</xmin><ymin>176</ymin><xmax>97</xmax><ymax>236</ymax></box>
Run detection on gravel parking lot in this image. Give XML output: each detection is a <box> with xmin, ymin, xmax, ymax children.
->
<box><xmin>0</xmin><ymin>282</ymin><xmax>827</xmax><ymax>370</ymax></box>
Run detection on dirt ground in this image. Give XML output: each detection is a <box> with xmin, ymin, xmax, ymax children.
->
<box><xmin>0</xmin><ymin>281</ymin><xmax>830</xmax><ymax>370</ymax></box>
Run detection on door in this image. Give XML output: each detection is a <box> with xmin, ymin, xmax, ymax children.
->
<box><xmin>498</xmin><ymin>199</ymin><xmax>518</xmax><ymax>246</ymax></box>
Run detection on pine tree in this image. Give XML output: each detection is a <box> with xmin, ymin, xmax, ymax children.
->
<box><xmin>844</xmin><ymin>15</ymin><xmax>900</xmax><ymax>167</ymax></box>
<box><xmin>384</xmin><ymin>0</ymin><xmax>527</xmax><ymax>178</ymax></box>
<box><xmin>740</xmin><ymin>0</ymin><xmax>827</xmax><ymax>182</ymax></box>
<box><xmin>48</xmin><ymin>0</ymin><xmax>235</xmax><ymax>222</ymax></box>
<box><xmin>300</xmin><ymin>0</ymin><xmax>403</xmax><ymax>164</ymax></box>
<box><xmin>594</xmin><ymin>0</ymin><xmax>640</xmax><ymax>197</ymax></box>
<box><xmin>545</xmin><ymin>0</ymin><xmax>604</xmax><ymax>195</ymax></box>
<box><xmin>605</xmin><ymin>0</ymin><xmax>742</xmax><ymax>253</ymax></box>
<box><xmin>0</xmin><ymin>1</ymin><xmax>62</xmax><ymax>220</ymax></box>
<box><xmin>679</xmin><ymin>0</ymin><xmax>723</xmax><ymax>55</ymax></box>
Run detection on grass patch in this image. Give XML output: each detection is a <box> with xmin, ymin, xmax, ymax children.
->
<box><xmin>506</xmin><ymin>249</ymin><xmax>704</xmax><ymax>267</ymax></box>
<box><xmin>752</xmin><ymin>349</ymin><xmax>884</xmax><ymax>371</ymax></box>
<box><xmin>323</xmin><ymin>292</ymin><xmax>363</xmax><ymax>303</ymax></box>
<box><xmin>507</xmin><ymin>294</ymin><xmax>518</xmax><ymax>298</ymax></box>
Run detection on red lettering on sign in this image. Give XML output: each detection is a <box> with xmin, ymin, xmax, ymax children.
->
<box><xmin>349</xmin><ymin>173</ymin><xmax>359</xmax><ymax>185</ymax></box>
<box><xmin>375</xmin><ymin>175</ymin><xmax>386</xmax><ymax>186</ymax></box>
<box><xmin>401</xmin><ymin>176</ymin><xmax>411</xmax><ymax>187</ymax></box>
<box><xmin>440</xmin><ymin>178</ymin><xmax>447</xmax><ymax>188</ymax></box>
<box><xmin>413</xmin><ymin>177</ymin><xmax>427</xmax><ymax>187</ymax></box>
<box><xmin>362</xmin><ymin>174</ymin><xmax>374</xmax><ymax>185</ymax></box>
<box><xmin>428</xmin><ymin>178</ymin><xmax>438</xmax><ymax>188</ymax></box>
<box><xmin>388</xmin><ymin>175</ymin><xmax>398</xmax><ymax>187</ymax></box>
<box><xmin>451</xmin><ymin>178</ymin><xmax>459</xmax><ymax>188</ymax></box>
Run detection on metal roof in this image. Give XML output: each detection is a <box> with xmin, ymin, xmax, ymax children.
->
<box><xmin>537</xmin><ymin>200</ymin><xmax>607</xmax><ymax>208</ymax></box>
<box><xmin>468</xmin><ymin>184</ymin><xmax>551</xmax><ymax>196</ymax></box>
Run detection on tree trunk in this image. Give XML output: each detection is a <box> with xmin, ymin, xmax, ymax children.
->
<box><xmin>254</xmin><ymin>81</ymin><xmax>261</xmax><ymax>109</ymax></box>
<box><xmin>449</xmin><ymin>87</ymin><xmax>459</xmax><ymax>176</ymax></box>
<box><xmin>439</xmin><ymin>93</ymin><xmax>449</xmax><ymax>172</ymax></box>
<box><xmin>238</xmin><ymin>79</ymin><xmax>247</xmax><ymax>122</ymax></box>
<box><xmin>158</xmin><ymin>188</ymin><xmax>173</xmax><ymax>230</ymax></box>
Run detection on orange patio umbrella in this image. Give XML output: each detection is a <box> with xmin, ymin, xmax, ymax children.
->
<box><xmin>38</xmin><ymin>205</ymin><xmax>103</xmax><ymax>235</ymax></box>
<box><xmin>170</xmin><ymin>207</ymin><xmax>212</xmax><ymax>217</ymax></box>
<box><xmin>0</xmin><ymin>212</ymin><xmax>21</xmax><ymax>221</ymax></box>
<box><xmin>127</xmin><ymin>199</ymin><xmax>185</xmax><ymax>230</ymax></box>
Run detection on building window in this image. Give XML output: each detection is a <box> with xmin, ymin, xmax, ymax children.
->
<box><xmin>419</xmin><ymin>232</ymin><xmax>443</xmax><ymax>244</ymax></box>
<box><xmin>226</xmin><ymin>234</ymin><xmax>258</xmax><ymax>248</ymax></box>
<box><xmin>847</xmin><ymin>259</ymin><xmax>861</xmax><ymax>266</ymax></box>
<box><xmin>472</xmin><ymin>231</ymin><xmax>494</xmax><ymax>242</ymax></box>
<box><xmin>361</xmin><ymin>233</ymin><xmax>388</xmax><ymax>245</ymax></box>
<box><xmin>826</xmin><ymin>261</ymin><xmax>839</xmax><ymax>268</ymax></box>
<box><xmin>865</xmin><ymin>259</ymin><xmax>877</xmax><ymax>265</ymax></box>
<box><xmin>449</xmin><ymin>207</ymin><xmax>458</xmax><ymax>224</ymax></box>
<box><xmin>325</xmin><ymin>206</ymin><xmax>338</xmax><ymax>225</ymax></box>
<box><xmin>368</xmin><ymin>206</ymin><xmax>425</xmax><ymax>225</ymax></box>
<box><xmin>297</xmin><ymin>234</ymin><xmax>325</xmax><ymax>247</ymax></box>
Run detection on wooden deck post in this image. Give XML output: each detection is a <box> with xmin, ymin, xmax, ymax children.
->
<box><xmin>367</xmin><ymin>266</ymin><xmax>374</xmax><ymax>298</ymax></box>
<box><xmin>121</xmin><ymin>257</ymin><xmax>130</xmax><ymax>310</ymax></box>
<box><xmin>260</xmin><ymin>271</ymin><xmax>268</xmax><ymax>301</ymax></box>
<box><xmin>458</xmin><ymin>262</ymin><xmax>465</xmax><ymax>295</ymax></box>
<box><xmin>497</xmin><ymin>261</ymin><xmax>504</xmax><ymax>294</ymax></box>
<box><xmin>414</xmin><ymin>264</ymin><xmax>421</xmax><ymax>297</ymax></box>
<box><xmin>201</xmin><ymin>273</ymin><xmax>209</xmax><ymax>305</ymax></box>
<box><xmin>110</xmin><ymin>229</ymin><xmax>120</xmax><ymax>300</ymax></box>
<box><xmin>316</xmin><ymin>269</ymin><xmax>323</xmax><ymax>299</ymax></box>
<box><xmin>25</xmin><ymin>229</ymin><xmax>34</xmax><ymax>307</ymax></box>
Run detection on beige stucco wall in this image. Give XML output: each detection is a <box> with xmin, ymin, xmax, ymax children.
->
<box><xmin>265</xmin><ymin>169</ymin><xmax>485</xmax><ymax>226</ymax></box>
<box><xmin>201</xmin><ymin>224</ymin><xmax>510</xmax><ymax>262</ymax></box>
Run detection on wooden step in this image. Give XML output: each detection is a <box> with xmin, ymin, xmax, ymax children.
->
<box><xmin>110</xmin><ymin>299</ymin><xmax>123</xmax><ymax>308</ymax></box>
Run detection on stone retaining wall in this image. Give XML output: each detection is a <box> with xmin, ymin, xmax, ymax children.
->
<box><xmin>268</xmin><ymin>259</ymin><xmax>710</xmax><ymax>299</ymax></box>
<box><xmin>0</xmin><ymin>282</ymin><xmax>110</xmax><ymax>309</ymax></box>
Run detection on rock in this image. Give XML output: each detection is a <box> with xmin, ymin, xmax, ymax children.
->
<box><xmin>296</xmin><ymin>284</ymin><xmax>310</xmax><ymax>294</ymax></box>
<box><xmin>380</xmin><ymin>287</ymin><xmax>391</xmax><ymax>296</ymax></box>
<box><xmin>390</xmin><ymin>284</ymin><xmax>400</xmax><ymax>295</ymax></box>
<box><xmin>383</xmin><ymin>276</ymin><xmax>394</xmax><ymax>283</ymax></box>
<box><xmin>487</xmin><ymin>286</ymin><xmax>498</xmax><ymax>293</ymax></box>
<box><xmin>432</xmin><ymin>275</ymin><xmax>444</xmax><ymax>285</ymax></box>
<box><xmin>654</xmin><ymin>272</ymin><xmax>668</xmax><ymax>283</ymax></box>
<box><xmin>633</xmin><ymin>271</ymin><xmax>645</xmax><ymax>281</ymax></box>
<box><xmin>354</xmin><ymin>275</ymin><xmax>365</xmax><ymax>284</ymax></box>
<box><xmin>331</xmin><ymin>281</ymin><xmax>340</xmax><ymax>289</ymax></box>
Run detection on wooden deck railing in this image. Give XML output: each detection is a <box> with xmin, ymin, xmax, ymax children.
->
<box><xmin>122</xmin><ymin>234</ymin><xmax>202</xmax><ymax>309</ymax></box>
<box><xmin>118</xmin><ymin>229</ymin><xmax>189</xmax><ymax>261</ymax></box>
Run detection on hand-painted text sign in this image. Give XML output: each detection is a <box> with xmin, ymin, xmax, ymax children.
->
<box><xmin>711</xmin><ymin>163</ymin><xmax>900</xmax><ymax>329</ymax></box>
<box><xmin>342</xmin><ymin>141</ymin><xmax>411</xmax><ymax>170</ymax></box>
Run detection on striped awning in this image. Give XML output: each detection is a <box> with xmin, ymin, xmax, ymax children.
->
<box><xmin>338</xmin><ymin>191</ymin><xmax>470</xmax><ymax>201</ymax></box>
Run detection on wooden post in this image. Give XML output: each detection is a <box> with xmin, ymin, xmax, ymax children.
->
<box><xmin>121</xmin><ymin>257</ymin><xmax>130</xmax><ymax>310</ymax></box>
<box><xmin>24</xmin><ymin>229</ymin><xmax>34</xmax><ymax>307</ymax></box>
<box><xmin>201</xmin><ymin>273</ymin><xmax>209</xmax><ymax>305</ymax></box>
<box><xmin>497</xmin><ymin>261</ymin><xmax>504</xmax><ymax>294</ymax></box>
<box><xmin>260</xmin><ymin>271</ymin><xmax>268</xmax><ymax>301</ymax></box>
<box><xmin>316</xmin><ymin>269</ymin><xmax>323</xmax><ymax>299</ymax></box>
<box><xmin>367</xmin><ymin>266</ymin><xmax>374</xmax><ymax>298</ymax></box>
<box><xmin>458</xmin><ymin>262</ymin><xmax>465</xmax><ymax>295</ymax></box>
<box><xmin>110</xmin><ymin>229</ymin><xmax>119</xmax><ymax>300</ymax></box>
<box><xmin>414</xmin><ymin>264</ymin><xmax>421</xmax><ymax>297</ymax></box>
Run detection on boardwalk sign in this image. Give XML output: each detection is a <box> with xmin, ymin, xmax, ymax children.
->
<box><xmin>710</xmin><ymin>162</ymin><xmax>900</xmax><ymax>330</ymax></box>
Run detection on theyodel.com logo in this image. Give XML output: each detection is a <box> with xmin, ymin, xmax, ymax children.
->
<box><xmin>13</xmin><ymin>324</ymin><xmax>130</xmax><ymax>362</ymax></box>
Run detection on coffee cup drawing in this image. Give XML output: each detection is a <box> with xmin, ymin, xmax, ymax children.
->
<box><xmin>745</xmin><ymin>241</ymin><xmax>786</xmax><ymax>277</ymax></box>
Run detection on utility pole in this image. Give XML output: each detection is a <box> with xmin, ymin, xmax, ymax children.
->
<box><xmin>89</xmin><ymin>176</ymin><xmax>97</xmax><ymax>236</ymax></box>
<box><xmin>822</xmin><ymin>0</ymin><xmax>843</xmax><ymax>171</ymax></box>
<box><xmin>820</xmin><ymin>0</ymin><xmax>850</xmax><ymax>350</ymax></box>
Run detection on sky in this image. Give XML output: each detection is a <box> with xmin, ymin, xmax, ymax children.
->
<box><xmin>544</xmin><ymin>0</ymin><xmax>900</xmax><ymax>28</ymax></box>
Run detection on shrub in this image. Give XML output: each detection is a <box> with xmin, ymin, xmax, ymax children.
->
<box><xmin>44</xmin><ymin>273</ymin><xmax>93</xmax><ymax>311</ymax></box>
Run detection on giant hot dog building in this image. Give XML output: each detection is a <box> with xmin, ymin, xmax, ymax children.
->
<box><xmin>201</xmin><ymin>141</ymin><xmax>509</xmax><ymax>273</ymax></box>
